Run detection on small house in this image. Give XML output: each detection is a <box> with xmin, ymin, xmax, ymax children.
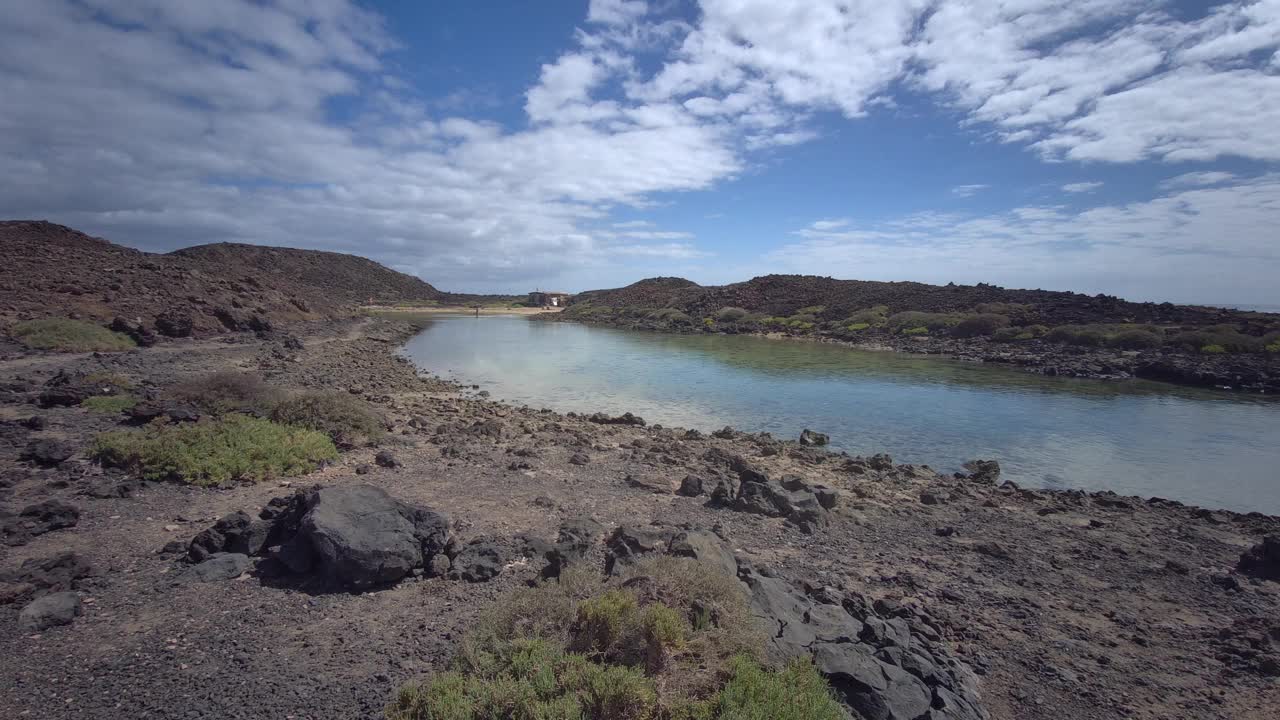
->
<box><xmin>529</xmin><ymin>291</ymin><xmax>572</xmax><ymax>308</ymax></box>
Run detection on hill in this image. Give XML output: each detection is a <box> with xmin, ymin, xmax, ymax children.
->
<box><xmin>0</xmin><ymin>220</ymin><xmax>445</xmax><ymax>337</ymax></box>
<box><xmin>569</xmin><ymin>273</ymin><xmax>1262</xmax><ymax>328</ymax></box>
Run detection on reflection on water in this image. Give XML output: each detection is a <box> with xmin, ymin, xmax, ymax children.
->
<box><xmin>402</xmin><ymin>315</ymin><xmax>1280</xmax><ymax>514</ymax></box>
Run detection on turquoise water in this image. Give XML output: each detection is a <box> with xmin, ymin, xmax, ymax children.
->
<box><xmin>402</xmin><ymin>315</ymin><xmax>1280</xmax><ymax>514</ymax></box>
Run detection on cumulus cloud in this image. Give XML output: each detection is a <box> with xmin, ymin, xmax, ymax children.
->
<box><xmin>1</xmin><ymin>0</ymin><xmax>1278</xmax><ymax>296</ymax></box>
<box><xmin>777</xmin><ymin>175</ymin><xmax>1280</xmax><ymax>304</ymax></box>
<box><xmin>0</xmin><ymin>0</ymin><xmax>735</xmax><ymax>291</ymax></box>
<box><xmin>1062</xmin><ymin>182</ymin><xmax>1104</xmax><ymax>193</ymax></box>
<box><xmin>951</xmin><ymin>184</ymin><xmax>990</xmax><ymax>198</ymax></box>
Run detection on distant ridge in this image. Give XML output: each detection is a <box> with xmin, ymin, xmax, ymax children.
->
<box><xmin>570</xmin><ymin>274</ymin><xmax>1270</xmax><ymax>327</ymax></box>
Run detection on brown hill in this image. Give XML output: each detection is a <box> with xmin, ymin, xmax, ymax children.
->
<box><xmin>572</xmin><ymin>273</ymin><xmax>1255</xmax><ymax>327</ymax></box>
<box><xmin>0</xmin><ymin>220</ymin><xmax>444</xmax><ymax>337</ymax></box>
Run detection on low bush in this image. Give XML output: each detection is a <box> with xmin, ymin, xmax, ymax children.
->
<box><xmin>794</xmin><ymin>306</ymin><xmax>826</xmax><ymax>317</ymax></box>
<box><xmin>168</xmin><ymin>371</ymin><xmax>283</xmax><ymax>415</ymax></box>
<box><xmin>950</xmin><ymin>313</ymin><xmax>1010</xmax><ymax>338</ymax></box>
<box><xmin>992</xmin><ymin>324</ymin><xmax>1048</xmax><ymax>342</ymax></box>
<box><xmin>844</xmin><ymin>322</ymin><xmax>870</xmax><ymax>332</ymax></box>
<box><xmin>886</xmin><ymin>311</ymin><xmax>957</xmax><ymax>333</ymax></box>
<box><xmin>715</xmin><ymin>307</ymin><xmax>749</xmax><ymax>323</ymax></box>
<box><xmin>1166</xmin><ymin>327</ymin><xmax>1262</xmax><ymax>353</ymax></box>
<box><xmin>1200</xmin><ymin>344</ymin><xmax>1227</xmax><ymax>354</ymax></box>
<box><xmin>10</xmin><ymin>318</ymin><xmax>136</xmax><ymax>352</ymax></box>
<box><xmin>93</xmin><ymin>415</ymin><xmax>337</xmax><ymax>486</ymax></box>
<box><xmin>391</xmin><ymin>558</ymin><xmax>840</xmax><ymax>720</ymax></box>
<box><xmin>81</xmin><ymin>395</ymin><xmax>138</xmax><ymax>413</ymax></box>
<box><xmin>648</xmin><ymin>309</ymin><xmax>693</xmax><ymax>326</ymax></box>
<box><xmin>902</xmin><ymin>327</ymin><xmax>929</xmax><ymax>336</ymax></box>
<box><xmin>1107</xmin><ymin>329</ymin><xmax>1163</xmax><ymax>350</ymax></box>
<box><xmin>269</xmin><ymin>390</ymin><xmax>385</xmax><ymax>447</ymax></box>
<box><xmin>1268</xmin><ymin>341</ymin><xmax>1280</xmax><ymax>354</ymax></box>
<box><xmin>1045</xmin><ymin>324</ymin><xmax>1164</xmax><ymax>349</ymax></box>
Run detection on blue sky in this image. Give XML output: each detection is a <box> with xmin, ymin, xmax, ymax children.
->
<box><xmin>1</xmin><ymin>1</ymin><xmax>1278</xmax><ymax>305</ymax></box>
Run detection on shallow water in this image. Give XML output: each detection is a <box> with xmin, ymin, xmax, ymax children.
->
<box><xmin>402</xmin><ymin>315</ymin><xmax>1280</xmax><ymax>514</ymax></box>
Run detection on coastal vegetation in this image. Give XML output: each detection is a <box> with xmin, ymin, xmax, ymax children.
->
<box><xmin>92</xmin><ymin>414</ymin><xmax>337</xmax><ymax>486</ymax></box>
<box><xmin>560</xmin><ymin>301</ymin><xmax>1280</xmax><ymax>357</ymax></box>
<box><xmin>388</xmin><ymin>559</ymin><xmax>842</xmax><ymax>720</ymax></box>
<box><xmin>9</xmin><ymin>318</ymin><xmax>137</xmax><ymax>352</ymax></box>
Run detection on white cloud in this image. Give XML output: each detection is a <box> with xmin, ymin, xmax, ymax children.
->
<box><xmin>2</xmin><ymin>0</ymin><xmax>1279</xmax><ymax>297</ymax></box>
<box><xmin>951</xmin><ymin>184</ymin><xmax>990</xmax><ymax>198</ymax></box>
<box><xmin>588</xmin><ymin>0</ymin><xmax>649</xmax><ymax>27</ymax></box>
<box><xmin>0</xmin><ymin>0</ymin><xmax>737</xmax><ymax>292</ymax></box>
<box><xmin>1158</xmin><ymin>171</ymin><xmax>1238</xmax><ymax>189</ymax></box>
<box><xmin>776</xmin><ymin>175</ymin><xmax>1280</xmax><ymax>304</ymax></box>
<box><xmin>810</xmin><ymin>218</ymin><xmax>850</xmax><ymax>231</ymax></box>
<box><xmin>1062</xmin><ymin>182</ymin><xmax>1103</xmax><ymax>193</ymax></box>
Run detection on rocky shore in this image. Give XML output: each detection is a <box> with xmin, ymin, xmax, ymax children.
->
<box><xmin>2</xmin><ymin>318</ymin><xmax>1279</xmax><ymax>719</ymax></box>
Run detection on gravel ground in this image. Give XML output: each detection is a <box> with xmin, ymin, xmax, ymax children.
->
<box><xmin>2</xmin><ymin>318</ymin><xmax>1278</xmax><ymax>719</ymax></box>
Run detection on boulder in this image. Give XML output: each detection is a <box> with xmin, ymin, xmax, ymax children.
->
<box><xmin>181</xmin><ymin>553</ymin><xmax>251</xmax><ymax>583</ymax></box>
<box><xmin>154</xmin><ymin>310</ymin><xmax>194</xmax><ymax>338</ymax></box>
<box><xmin>739</xmin><ymin>565</ymin><xmax>989</xmax><ymax>720</ymax></box>
<box><xmin>677</xmin><ymin>475</ymin><xmax>705</xmax><ymax>497</ymax></box>
<box><xmin>20</xmin><ymin>500</ymin><xmax>80</xmax><ymax>535</ymax></box>
<box><xmin>667</xmin><ymin>530</ymin><xmax>737</xmax><ymax>578</ymax></box>
<box><xmin>588</xmin><ymin>412</ymin><xmax>646</xmax><ymax>427</ymax></box>
<box><xmin>188</xmin><ymin>510</ymin><xmax>273</xmax><ymax>562</ymax></box>
<box><xmin>19</xmin><ymin>591</ymin><xmax>81</xmax><ymax>631</ymax></box>
<box><xmin>21</xmin><ymin>439</ymin><xmax>76</xmax><ymax>467</ymax></box>
<box><xmin>604</xmin><ymin>525</ymin><xmax>676</xmax><ymax>575</ymax></box>
<box><xmin>799</xmin><ymin>429</ymin><xmax>830</xmax><ymax>446</ymax></box>
<box><xmin>374</xmin><ymin>450</ymin><xmax>401</xmax><ymax>468</ymax></box>
<box><xmin>0</xmin><ymin>552</ymin><xmax>92</xmax><ymax>605</ymax></box>
<box><xmin>963</xmin><ymin>460</ymin><xmax>1001</xmax><ymax>484</ymax></box>
<box><xmin>1238</xmin><ymin>535</ymin><xmax>1280</xmax><ymax>580</ymax></box>
<box><xmin>449</xmin><ymin>540</ymin><xmax>504</xmax><ymax>582</ymax></box>
<box><xmin>297</xmin><ymin>484</ymin><xmax>450</xmax><ymax>589</ymax></box>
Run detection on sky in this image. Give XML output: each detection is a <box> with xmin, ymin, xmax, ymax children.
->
<box><xmin>1</xmin><ymin>1</ymin><xmax>1278</xmax><ymax>305</ymax></box>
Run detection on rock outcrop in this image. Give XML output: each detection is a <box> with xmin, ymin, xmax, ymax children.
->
<box><xmin>187</xmin><ymin>484</ymin><xmax>453</xmax><ymax>590</ymax></box>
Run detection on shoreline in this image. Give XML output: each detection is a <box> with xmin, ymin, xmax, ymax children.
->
<box><xmin>362</xmin><ymin>305</ymin><xmax>563</xmax><ymax>316</ymax></box>
<box><xmin>545</xmin><ymin>313</ymin><xmax>1280</xmax><ymax>394</ymax></box>
<box><xmin>1</xmin><ymin>317</ymin><xmax>1278</xmax><ymax>719</ymax></box>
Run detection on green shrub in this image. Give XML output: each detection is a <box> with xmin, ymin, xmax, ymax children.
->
<box><xmin>902</xmin><ymin>327</ymin><xmax>929</xmax><ymax>336</ymax></box>
<box><xmin>794</xmin><ymin>306</ymin><xmax>826</xmax><ymax>317</ymax></box>
<box><xmin>1043</xmin><ymin>323</ymin><xmax>1164</xmax><ymax>348</ymax></box>
<box><xmin>787</xmin><ymin>313</ymin><xmax>817</xmax><ymax>324</ymax></box>
<box><xmin>389</xmin><ymin>638</ymin><xmax>657</xmax><ymax>720</ymax></box>
<box><xmin>10</xmin><ymin>318</ymin><xmax>136</xmax><ymax>352</ymax></box>
<box><xmin>697</xmin><ymin>656</ymin><xmax>844</xmax><ymax>720</ymax></box>
<box><xmin>787</xmin><ymin>320</ymin><xmax>815</xmax><ymax>331</ymax></box>
<box><xmin>81</xmin><ymin>395</ymin><xmax>138</xmax><ymax>413</ymax></box>
<box><xmin>1268</xmin><ymin>341</ymin><xmax>1280</xmax><ymax>354</ymax></box>
<box><xmin>886</xmin><ymin>311</ymin><xmax>957</xmax><ymax>333</ymax></box>
<box><xmin>1108</xmin><ymin>329</ymin><xmax>1163</xmax><ymax>350</ymax></box>
<box><xmin>844</xmin><ymin>322</ymin><xmax>870</xmax><ymax>332</ymax></box>
<box><xmin>715</xmin><ymin>307</ymin><xmax>749</xmax><ymax>323</ymax></box>
<box><xmin>269</xmin><ymin>390</ymin><xmax>384</xmax><ymax>447</ymax></box>
<box><xmin>431</xmin><ymin>557</ymin><xmax>768</xmax><ymax>718</ymax></box>
<box><xmin>169</xmin><ymin>371</ymin><xmax>283</xmax><ymax>415</ymax></box>
<box><xmin>1200</xmin><ymin>344</ymin><xmax>1227</xmax><ymax>354</ymax></box>
<box><xmin>845</xmin><ymin>307</ymin><xmax>888</xmax><ymax>326</ymax></box>
<box><xmin>648</xmin><ymin>308</ymin><xmax>693</xmax><ymax>326</ymax></box>
<box><xmin>1167</xmin><ymin>327</ymin><xmax>1262</xmax><ymax>353</ymax></box>
<box><xmin>92</xmin><ymin>415</ymin><xmax>337</xmax><ymax>486</ymax></box>
<box><xmin>950</xmin><ymin>313</ymin><xmax>1010</xmax><ymax>338</ymax></box>
<box><xmin>1045</xmin><ymin>325</ymin><xmax>1108</xmax><ymax>347</ymax></box>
